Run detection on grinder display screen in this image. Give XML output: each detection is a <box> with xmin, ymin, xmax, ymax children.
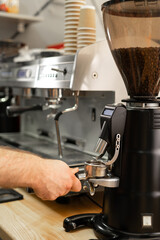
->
<box><xmin>103</xmin><ymin>108</ymin><xmax>114</xmax><ymax>116</ymax></box>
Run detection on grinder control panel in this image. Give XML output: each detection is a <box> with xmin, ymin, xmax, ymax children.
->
<box><xmin>96</xmin><ymin>104</ymin><xmax>127</xmax><ymax>158</ymax></box>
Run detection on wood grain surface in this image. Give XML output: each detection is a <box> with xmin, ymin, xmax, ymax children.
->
<box><xmin>0</xmin><ymin>189</ymin><xmax>102</xmax><ymax>240</ymax></box>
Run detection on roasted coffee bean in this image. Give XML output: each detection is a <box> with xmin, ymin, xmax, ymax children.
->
<box><xmin>112</xmin><ymin>47</ymin><xmax>160</xmax><ymax>97</ymax></box>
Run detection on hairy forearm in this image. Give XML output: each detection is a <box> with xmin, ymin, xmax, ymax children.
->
<box><xmin>0</xmin><ymin>146</ymin><xmax>81</xmax><ymax>200</ymax></box>
<box><xmin>0</xmin><ymin>146</ymin><xmax>42</xmax><ymax>188</ymax></box>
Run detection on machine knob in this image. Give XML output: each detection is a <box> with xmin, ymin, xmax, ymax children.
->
<box><xmin>51</xmin><ymin>67</ymin><xmax>67</xmax><ymax>75</ymax></box>
<box><xmin>25</xmin><ymin>69</ymin><xmax>32</xmax><ymax>78</ymax></box>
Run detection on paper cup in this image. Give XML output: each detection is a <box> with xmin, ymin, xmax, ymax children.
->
<box><xmin>78</xmin><ymin>40</ymin><xmax>95</xmax><ymax>44</ymax></box>
<box><xmin>78</xmin><ymin>28</ymin><xmax>96</xmax><ymax>35</ymax></box>
<box><xmin>65</xmin><ymin>13</ymin><xmax>80</xmax><ymax>17</ymax></box>
<box><xmin>77</xmin><ymin>31</ymin><xmax>96</xmax><ymax>36</ymax></box>
<box><xmin>65</xmin><ymin>8</ymin><xmax>81</xmax><ymax>13</ymax></box>
<box><xmin>65</xmin><ymin>1</ymin><xmax>86</xmax><ymax>5</ymax></box>
<box><xmin>64</xmin><ymin>30</ymin><xmax>77</xmax><ymax>37</ymax></box>
<box><xmin>65</xmin><ymin>25</ymin><xmax>78</xmax><ymax>29</ymax></box>
<box><xmin>64</xmin><ymin>42</ymin><xmax>77</xmax><ymax>46</ymax></box>
<box><xmin>64</xmin><ymin>29</ymin><xmax>77</xmax><ymax>33</ymax></box>
<box><xmin>65</xmin><ymin>4</ymin><xmax>84</xmax><ymax>9</ymax></box>
<box><xmin>78</xmin><ymin>35</ymin><xmax>96</xmax><ymax>40</ymax></box>
<box><xmin>64</xmin><ymin>47</ymin><xmax>77</xmax><ymax>53</ymax></box>
<box><xmin>64</xmin><ymin>36</ymin><xmax>77</xmax><ymax>40</ymax></box>
<box><xmin>65</xmin><ymin>17</ymin><xmax>80</xmax><ymax>21</ymax></box>
<box><xmin>65</xmin><ymin>21</ymin><xmax>79</xmax><ymax>26</ymax></box>
<box><xmin>77</xmin><ymin>44</ymin><xmax>91</xmax><ymax>49</ymax></box>
<box><xmin>64</xmin><ymin>33</ymin><xmax>77</xmax><ymax>36</ymax></box>
<box><xmin>65</xmin><ymin>29</ymin><xmax>78</xmax><ymax>33</ymax></box>
<box><xmin>65</xmin><ymin>42</ymin><xmax>77</xmax><ymax>46</ymax></box>
<box><xmin>65</xmin><ymin>47</ymin><xmax>77</xmax><ymax>50</ymax></box>
<box><xmin>78</xmin><ymin>5</ymin><xmax>96</xmax><ymax>29</ymax></box>
<box><xmin>64</xmin><ymin>38</ymin><xmax>77</xmax><ymax>42</ymax></box>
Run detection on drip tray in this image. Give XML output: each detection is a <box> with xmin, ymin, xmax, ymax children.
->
<box><xmin>0</xmin><ymin>133</ymin><xmax>93</xmax><ymax>167</ymax></box>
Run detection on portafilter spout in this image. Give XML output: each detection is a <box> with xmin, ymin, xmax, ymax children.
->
<box><xmin>54</xmin><ymin>91</ymin><xmax>79</xmax><ymax>159</ymax></box>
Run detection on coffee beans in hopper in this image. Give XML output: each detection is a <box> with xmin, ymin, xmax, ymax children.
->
<box><xmin>112</xmin><ymin>47</ymin><xmax>160</xmax><ymax>98</ymax></box>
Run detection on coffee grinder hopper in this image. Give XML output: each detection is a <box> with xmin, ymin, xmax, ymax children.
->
<box><xmin>102</xmin><ymin>0</ymin><xmax>160</xmax><ymax>99</ymax></box>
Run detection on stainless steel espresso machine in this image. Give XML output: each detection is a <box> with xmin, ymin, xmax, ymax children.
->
<box><xmin>63</xmin><ymin>0</ymin><xmax>160</xmax><ymax>239</ymax></box>
<box><xmin>0</xmin><ymin>41</ymin><xmax>126</xmax><ymax>190</ymax></box>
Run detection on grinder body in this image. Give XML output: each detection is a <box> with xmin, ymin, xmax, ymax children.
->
<box><xmin>103</xmin><ymin>107</ymin><xmax>160</xmax><ymax>234</ymax></box>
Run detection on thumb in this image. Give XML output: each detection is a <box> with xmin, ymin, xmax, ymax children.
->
<box><xmin>71</xmin><ymin>167</ymin><xmax>82</xmax><ymax>192</ymax></box>
<box><xmin>71</xmin><ymin>167</ymin><xmax>79</xmax><ymax>175</ymax></box>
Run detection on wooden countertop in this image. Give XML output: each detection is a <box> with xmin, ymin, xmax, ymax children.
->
<box><xmin>0</xmin><ymin>189</ymin><xmax>102</xmax><ymax>240</ymax></box>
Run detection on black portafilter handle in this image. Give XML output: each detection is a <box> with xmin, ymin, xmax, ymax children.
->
<box><xmin>26</xmin><ymin>187</ymin><xmax>34</xmax><ymax>194</ymax></box>
<box><xmin>63</xmin><ymin>213</ymin><xmax>97</xmax><ymax>232</ymax></box>
<box><xmin>6</xmin><ymin>105</ymin><xmax>43</xmax><ymax>117</ymax></box>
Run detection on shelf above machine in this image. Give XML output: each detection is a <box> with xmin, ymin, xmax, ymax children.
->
<box><xmin>0</xmin><ymin>12</ymin><xmax>43</xmax><ymax>32</ymax></box>
<box><xmin>0</xmin><ymin>11</ymin><xmax>43</xmax><ymax>23</ymax></box>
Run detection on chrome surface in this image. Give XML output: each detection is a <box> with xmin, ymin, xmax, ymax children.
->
<box><xmin>105</xmin><ymin>134</ymin><xmax>121</xmax><ymax>166</ymax></box>
<box><xmin>89</xmin><ymin>176</ymin><xmax>120</xmax><ymax>188</ymax></box>
<box><xmin>0</xmin><ymin>55</ymin><xmax>75</xmax><ymax>89</ymax></box>
<box><xmin>55</xmin><ymin>91</ymin><xmax>79</xmax><ymax>158</ymax></box>
<box><xmin>127</xmin><ymin>102</ymin><xmax>160</xmax><ymax>109</ymax></box>
<box><xmin>62</xmin><ymin>91</ymin><xmax>79</xmax><ymax>114</ymax></box>
<box><xmin>85</xmin><ymin>160</ymin><xmax>107</xmax><ymax>178</ymax></box>
<box><xmin>0</xmin><ymin>41</ymin><xmax>125</xmax><ymax>100</ymax></box>
<box><xmin>0</xmin><ymin>132</ymin><xmax>93</xmax><ymax>166</ymax></box>
<box><xmin>95</xmin><ymin>138</ymin><xmax>108</xmax><ymax>156</ymax></box>
<box><xmin>55</xmin><ymin>120</ymin><xmax>63</xmax><ymax>159</ymax></box>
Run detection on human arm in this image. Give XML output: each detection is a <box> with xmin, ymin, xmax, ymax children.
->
<box><xmin>0</xmin><ymin>146</ymin><xmax>81</xmax><ymax>200</ymax></box>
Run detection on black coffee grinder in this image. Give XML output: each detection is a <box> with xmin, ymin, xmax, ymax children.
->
<box><xmin>63</xmin><ymin>0</ymin><xmax>160</xmax><ymax>239</ymax></box>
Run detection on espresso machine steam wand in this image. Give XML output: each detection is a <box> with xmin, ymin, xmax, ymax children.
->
<box><xmin>54</xmin><ymin>91</ymin><xmax>79</xmax><ymax>159</ymax></box>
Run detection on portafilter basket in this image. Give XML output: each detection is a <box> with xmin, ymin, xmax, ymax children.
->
<box><xmin>84</xmin><ymin>159</ymin><xmax>107</xmax><ymax>178</ymax></box>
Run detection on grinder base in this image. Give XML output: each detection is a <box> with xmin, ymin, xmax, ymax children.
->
<box><xmin>92</xmin><ymin>214</ymin><xmax>160</xmax><ymax>240</ymax></box>
<box><xmin>63</xmin><ymin>213</ymin><xmax>160</xmax><ymax>239</ymax></box>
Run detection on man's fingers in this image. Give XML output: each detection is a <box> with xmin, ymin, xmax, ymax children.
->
<box><xmin>71</xmin><ymin>167</ymin><xmax>79</xmax><ymax>174</ymax></box>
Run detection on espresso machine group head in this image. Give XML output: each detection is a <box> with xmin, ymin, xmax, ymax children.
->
<box><xmin>64</xmin><ymin>0</ymin><xmax>160</xmax><ymax>239</ymax></box>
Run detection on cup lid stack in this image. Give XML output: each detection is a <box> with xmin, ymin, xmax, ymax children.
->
<box><xmin>64</xmin><ymin>0</ymin><xmax>86</xmax><ymax>55</ymax></box>
<box><xmin>77</xmin><ymin>5</ymin><xmax>96</xmax><ymax>49</ymax></box>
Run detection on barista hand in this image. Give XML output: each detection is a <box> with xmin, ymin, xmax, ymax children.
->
<box><xmin>32</xmin><ymin>160</ymin><xmax>82</xmax><ymax>201</ymax></box>
<box><xmin>0</xmin><ymin>147</ymin><xmax>81</xmax><ymax>201</ymax></box>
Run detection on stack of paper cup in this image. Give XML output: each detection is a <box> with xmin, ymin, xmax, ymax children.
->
<box><xmin>64</xmin><ymin>0</ymin><xmax>86</xmax><ymax>54</ymax></box>
<box><xmin>77</xmin><ymin>5</ymin><xmax>96</xmax><ymax>49</ymax></box>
